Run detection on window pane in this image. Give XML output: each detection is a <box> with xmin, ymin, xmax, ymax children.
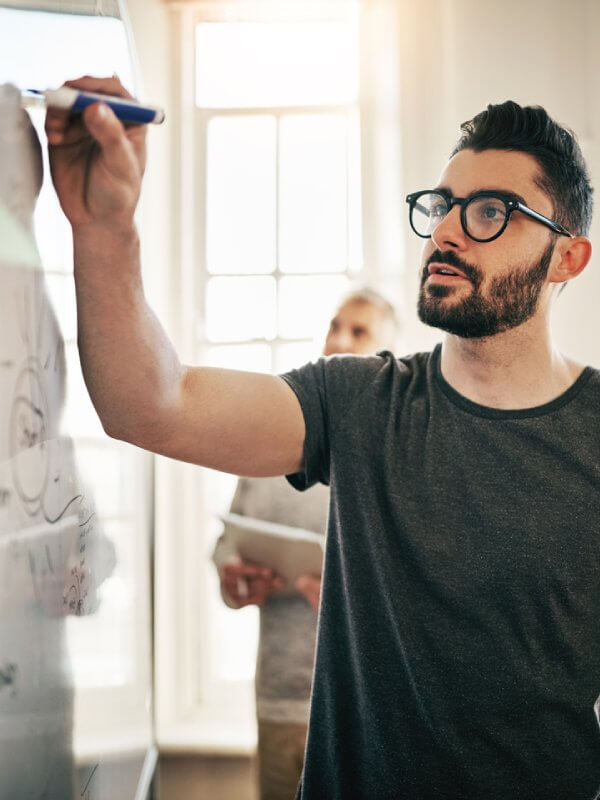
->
<box><xmin>204</xmin><ymin>469</ymin><xmax>258</xmax><ymax>684</ymax></box>
<box><xmin>196</xmin><ymin>19</ymin><xmax>359</xmax><ymax>108</ymax></box>
<box><xmin>347</xmin><ymin>110</ymin><xmax>363</xmax><ymax>272</ymax></box>
<box><xmin>207</xmin><ymin>116</ymin><xmax>276</xmax><ymax>275</ymax></box>
<box><xmin>206</xmin><ymin>276</ymin><xmax>277</xmax><ymax>342</ymax></box>
<box><xmin>206</xmin><ymin>344</ymin><xmax>272</xmax><ymax>373</ymax></box>
<box><xmin>278</xmin><ymin>275</ymin><xmax>349</xmax><ymax>340</ymax></box>
<box><xmin>212</xmin><ymin>594</ymin><xmax>259</xmax><ymax>683</ymax></box>
<box><xmin>279</xmin><ymin>114</ymin><xmax>348</xmax><ymax>273</ymax></box>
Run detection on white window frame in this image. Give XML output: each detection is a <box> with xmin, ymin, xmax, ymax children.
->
<box><xmin>154</xmin><ymin>0</ymin><xmax>405</xmax><ymax>753</ymax></box>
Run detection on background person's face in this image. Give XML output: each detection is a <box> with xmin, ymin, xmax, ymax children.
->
<box><xmin>323</xmin><ymin>300</ymin><xmax>393</xmax><ymax>355</ymax></box>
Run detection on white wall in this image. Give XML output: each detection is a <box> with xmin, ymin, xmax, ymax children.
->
<box><xmin>396</xmin><ymin>0</ymin><xmax>600</xmax><ymax>365</ymax></box>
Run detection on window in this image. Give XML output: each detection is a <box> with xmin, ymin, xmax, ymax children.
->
<box><xmin>187</xmin><ymin>4</ymin><xmax>363</xmax><ymax>737</ymax></box>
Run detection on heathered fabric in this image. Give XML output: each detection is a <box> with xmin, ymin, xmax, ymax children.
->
<box><xmin>281</xmin><ymin>345</ymin><xmax>600</xmax><ymax>800</ymax></box>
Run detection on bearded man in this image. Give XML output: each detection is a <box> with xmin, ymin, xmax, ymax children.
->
<box><xmin>47</xmin><ymin>79</ymin><xmax>598</xmax><ymax>799</ymax></box>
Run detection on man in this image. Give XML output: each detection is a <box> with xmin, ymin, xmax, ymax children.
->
<box><xmin>47</xmin><ymin>79</ymin><xmax>599</xmax><ymax>799</ymax></box>
<box><xmin>213</xmin><ymin>289</ymin><xmax>398</xmax><ymax>800</ymax></box>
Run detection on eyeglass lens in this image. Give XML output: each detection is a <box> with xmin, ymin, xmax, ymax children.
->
<box><xmin>411</xmin><ymin>192</ymin><xmax>509</xmax><ymax>241</ymax></box>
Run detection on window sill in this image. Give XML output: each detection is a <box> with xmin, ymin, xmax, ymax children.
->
<box><xmin>158</xmin><ymin>716</ymin><xmax>257</xmax><ymax>757</ymax></box>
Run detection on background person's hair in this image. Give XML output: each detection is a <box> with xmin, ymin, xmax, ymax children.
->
<box><xmin>338</xmin><ymin>286</ymin><xmax>400</xmax><ymax>348</ymax></box>
<box><xmin>451</xmin><ymin>101</ymin><xmax>594</xmax><ymax>237</ymax></box>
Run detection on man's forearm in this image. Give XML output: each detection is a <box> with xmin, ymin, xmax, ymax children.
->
<box><xmin>73</xmin><ymin>223</ymin><xmax>182</xmax><ymax>447</ymax></box>
<box><xmin>47</xmin><ymin>77</ymin><xmax>305</xmax><ymax>475</ymax></box>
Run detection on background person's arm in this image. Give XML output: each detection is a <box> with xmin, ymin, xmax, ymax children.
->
<box><xmin>47</xmin><ymin>76</ymin><xmax>304</xmax><ymax>476</ymax></box>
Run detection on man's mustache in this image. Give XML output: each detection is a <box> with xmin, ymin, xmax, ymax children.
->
<box><xmin>422</xmin><ymin>249</ymin><xmax>481</xmax><ymax>287</ymax></box>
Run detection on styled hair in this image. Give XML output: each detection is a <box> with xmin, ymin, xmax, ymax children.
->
<box><xmin>451</xmin><ymin>101</ymin><xmax>593</xmax><ymax>236</ymax></box>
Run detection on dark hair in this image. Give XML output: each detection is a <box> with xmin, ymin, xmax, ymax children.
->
<box><xmin>451</xmin><ymin>101</ymin><xmax>593</xmax><ymax>237</ymax></box>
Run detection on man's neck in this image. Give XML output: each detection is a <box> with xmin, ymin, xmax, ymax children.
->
<box><xmin>439</xmin><ymin>319</ymin><xmax>585</xmax><ymax>410</ymax></box>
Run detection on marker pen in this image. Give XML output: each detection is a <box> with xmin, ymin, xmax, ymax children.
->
<box><xmin>22</xmin><ymin>87</ymin><xmax>165</xmax><ymax>125</ymax></box>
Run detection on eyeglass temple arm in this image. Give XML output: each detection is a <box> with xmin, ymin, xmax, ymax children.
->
<box><xmin>516</xmin><ymin>202</ymin><xmax>573</xmax><ymax>238</ymax></box>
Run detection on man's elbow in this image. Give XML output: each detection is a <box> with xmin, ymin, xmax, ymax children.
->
<box><xmin>98</xmin><ymin>404</ymin><xmax>166</xmax><ymax>452</ymax></box>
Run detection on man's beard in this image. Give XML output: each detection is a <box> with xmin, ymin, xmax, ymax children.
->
<box><xmin>417</xmin><ymin>242</ymin><xmax>555</xmax><ymax>338</ymax></box>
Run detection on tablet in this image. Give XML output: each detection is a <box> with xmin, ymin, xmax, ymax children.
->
<box><xmin>219</xmin><ymin>512</ymin><xmax>324</xmax><ymax>594</ymax></box>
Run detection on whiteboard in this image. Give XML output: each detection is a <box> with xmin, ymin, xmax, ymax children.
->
<box><xmin>0</xmin><ymin>4</ymin><xmax>155</xmax><ymax>799</ymax></box>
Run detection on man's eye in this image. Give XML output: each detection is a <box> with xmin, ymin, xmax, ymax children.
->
<box><xmin>430</xmin><ymin>203</ymin><xmax>446</xmax><ymax>219</ymax></box>
<box><xmin>475</xmin><ymin>203</ymin><xmax>505</xmax><ymax>221</ymax></box>
<box><xmin>483</xmin><ymin>205</ymin><xmax>501</xmax><ymax>218</ymax></box>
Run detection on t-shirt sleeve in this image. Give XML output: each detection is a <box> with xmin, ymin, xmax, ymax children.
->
<box><xmin>280</xmin><ymin>359</ymin><xmax>330</xmax><ymax>491</ymax></box>
<box><xmin>280</xmin><ymin>354</ymin><xmax>391</xmax><ymax>492</ymax></box>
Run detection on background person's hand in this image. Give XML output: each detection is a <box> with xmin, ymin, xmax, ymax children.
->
<box><xmin>296</xmin><ymin>574</ymin><xmax>321</xmax><ymax>610</ymax></box>
<box><xmin>45</xmin><ymin>75</ymin><xmax>146</xmax><ymax>230</ymax></box>
<box><xmin>221</xmin><ymin>561</ymin><xmax>286</xmax><ymax>608</ymax></box>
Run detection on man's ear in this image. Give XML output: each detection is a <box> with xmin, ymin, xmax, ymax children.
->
<box><xmin>548</xmin><ymin>236</ymin><xmax>592</xmax><ymax>285</ymax></box>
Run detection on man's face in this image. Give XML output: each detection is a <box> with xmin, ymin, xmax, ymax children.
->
<box><xmin>323</xmin><ymin>300</ymin><xmax>393</xmax><ymax>355</ymax></box>
<box><xmin>418</xmin><ymin>148</ymin><xmax>559</xmax><ymax>338</ymax></box>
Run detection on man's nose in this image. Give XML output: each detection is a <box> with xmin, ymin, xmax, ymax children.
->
<box><xmin>431</xmin><ymin>205</ymin><xmax>467</xmax><ymax>251</ymax></box>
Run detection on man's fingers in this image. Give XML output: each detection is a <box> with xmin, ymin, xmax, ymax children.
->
<box><xmin>45</xmin><ymin>76</ymin><xmax>135</xmax><ymax>145</ymax></box>
<box><xmin>64</xmin><ymin>75</ymin><xmax>134</xmax><ymax>99</ymax></box>
<box><xmin>82</xmin><ymin>103</ymin><xmax>143</xmax><ymax>181</ymax></box>
<box><xmin>45</xmin><ymin>106</ymin><xmax>82</xmax><ymax>145</ymax></box>
<box><xmin>83</xmin><ymin>102</ymin><xmax>124</xmax><ymax>150</ymax></box>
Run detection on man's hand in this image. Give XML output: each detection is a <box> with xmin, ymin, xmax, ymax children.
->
<box><xmin>45</xmin><ymin>76</ymin><xmax>146</xmax><ymax>230</ymax></box>
<box><xmin>296</xmin><ymin>574</ymin><xmax>321</xmax><ymax>611</ymax></box>
<box><xmin>221</xmin><ymin>561</ymin><xmax>286</xmax><ymax>608</ymax></box>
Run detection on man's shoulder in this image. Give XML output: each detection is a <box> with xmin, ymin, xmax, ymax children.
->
<box><xmin>301</xmin><ymin>348</ymin><xmax>436</xmax><ymax>391</ymax></box>
<box><xmin>329</xmin><ymin>347</ymin><xmax>436</xmax><ymax>391</ymax></box>
<box><xmin>282</xmin><ymin>348</ymin><xmax>438</xmax><ymax>427</ymax></box>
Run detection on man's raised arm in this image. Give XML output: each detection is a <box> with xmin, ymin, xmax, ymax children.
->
<box><xmin>46</xmin><ymin>76</ymin><xmax>305</xmax><ymax>477</ymax></box>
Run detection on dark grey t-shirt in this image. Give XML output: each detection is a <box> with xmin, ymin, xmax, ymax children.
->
<box><xmin>282</xmin><ymin>345</ymin><xmax>600</xmax><ymax>800</ymax></box>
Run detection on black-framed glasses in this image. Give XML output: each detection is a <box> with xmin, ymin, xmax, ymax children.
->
<box><xmin>405</xmin><ymin>189</ymin><xmax>573</xmax><ymax>243</ymax></box>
